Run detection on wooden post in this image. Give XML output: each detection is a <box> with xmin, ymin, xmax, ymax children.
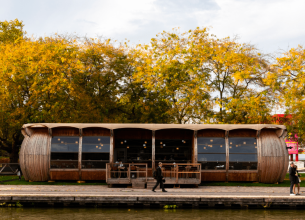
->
<box><xmin>48</xmin><ymin>128</ymin><xmax>52</xmax><ymax>178</ymax></box>
<box><xmin>152</xmin><ymin>130</ymin><xmax>155</xmax><ymax>171</ymax></box>
<box><xmin>110</xmin><ymin>129</ymin><xmax>114</xmax><ymax>164</ymax></box>
<box><xmin>193</xmin><ymin>131</ymin><xmax>198</xmax><ymax>163</ymax></box>
<box><xmin>225</xmin><ymin>130</ymin><xmax>229</xmax><ymax>182</ymax></box>
<box><xmin>78</xmin><ymin>129</ymin><xmax>82</xmax><ymax>180</ymax></box>
<box><xmin>257</xmin><ymin>130</ymin><xmax>261</xmax><ymax>181</ymax></box>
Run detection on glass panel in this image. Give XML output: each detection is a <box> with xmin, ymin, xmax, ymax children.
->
<box><xmin>82</xmin><ymin>136</ymin><xmax>110</xmax><ymax>144</ymax></box>
<box><xmin>81</xmin><ymin>161</ymin><xmax>108</xmax><ymax>169</ymax></box>
<box><xmin>51</xmin><ymin>136</ymin><xmax>79</xmax><ymax>169</ymax></box>
<box><xmin>228</xmin><ymin>138</ymin><xmax>257</xmax><ymax>153</ymax></box>
<box><xmin>82</xmin><ymin>144</ymin><xmax>110</xmax><ymax>152</ymax></box>
<box><xmin>197</xmin><ymin>138</ymin><xmax>226</xmax><ymax>153</ymax></box>
<box><xmin>155</xmin><ymin>139</ymin><xmax>192</xmax><ymax>164</ymax></box>
<box><xmin>50</xmin><ymin>161</ymin><xmax>78</xmax><ymax>169</ymax></box>
<box><xmin>229</xmin><ymin>154</ymin><xmax>257</xmax><ymax>162</ymax></box>
<box><xmin>115</xmin><ymin>139</ymin><xmax>152</xmax><ymax>167</ymax></box>
<box><xmin>51</xmin><ymin>137</ymin><xmax>79</xmax><ymax>152</ymax></box>
<box><xmin>198</xmin><ymin>154</ymin><xmax>226</xmax><ymax>162</ymax></box>
<box><xmin>229</xmin><ymin>161</ymin><xmax>257</xmax><ymax>170</ymax></box>
<box><xmin>82</xmin><ymin>153</ymin><xmax>109</xmax><ymax>160</ymax></box>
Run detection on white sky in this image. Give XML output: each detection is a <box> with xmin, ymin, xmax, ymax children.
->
<box><xmin>1</xmin><ymin>0</ymin><xmax>305</xmax><ymax>53</ymax></box>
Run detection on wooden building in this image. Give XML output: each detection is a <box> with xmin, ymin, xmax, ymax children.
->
<box><xmin>20</xmin><ymin>123</ymin><xmax>288</xmax><ymax>186</ymax></box>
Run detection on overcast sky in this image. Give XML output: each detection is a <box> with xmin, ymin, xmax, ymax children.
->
<box><xmin>1</xmin><ymin>0</ymin><xmax>304</xmax><ymax>53</ymax></box>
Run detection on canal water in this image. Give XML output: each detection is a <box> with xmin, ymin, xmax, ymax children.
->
<box><xmin>0</xmin><ymin>208</ymin><xmax>304</xmax><ymax>220</ymax></box>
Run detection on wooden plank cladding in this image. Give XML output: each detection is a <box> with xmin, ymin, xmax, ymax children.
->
<box><xmin>19</xmin><ymin>128</ymin><xmax>50</xmax><ymax>182</ymax></box>
<box><xmin>82</xmin><ymin>127</ymin><xmax>110</xmax><ymax>136</ymax></box>
<box><xmin>228</xmin><ymin>172</ymin><xmax>258</xmax><ymax>182</ymax></box>
<box><xmin>50</xmin><ymin>171</ymin><xmax>79</xmax><ymax>180</ymax></box>
<box><xmin>229</xmin><ymin>129</ymin><xmax>257</xmax><ymax>137</ymax></box>
<box><xmin>156</xmin><ymin>129</ymin><xmax>193</xmax><ymax>140</ymax></box>
<box><xmin>81</xmin><ymin>170</ymin><xmax>106</xmax><ymax>180</ymax></box>
<box><xmin>20</xmin><ymin>123</ymin><xmax>288</xmax><ymax>183</ymax></box>
<box><xmin>201</xmin><ymin>172</ymin><xmax>226</xmax><ymax>182</ymax></box>
<box><xmin>114</xmin><ymin>128</ymin><xmax>152</xmax><ymax>140</ymax></box>
<box><xmin>52</xmin><ymin>127</ymin><xmax>80</xmax><ymax>136</ymax></box>
<box><xmin>198</xmin><ymin>129</ymin><xmax>225</xmax><ymax>138</ymax></box>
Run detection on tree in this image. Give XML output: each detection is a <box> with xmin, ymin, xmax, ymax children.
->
<box><xmin>0</xmin><ymin>19</ymin><xmax>25</xmax><ymax>44</ymax></box>
<box><xmin>268</xmin><ymin>45</ymin><xmax>305</xmax><ymax>145</ymax></box>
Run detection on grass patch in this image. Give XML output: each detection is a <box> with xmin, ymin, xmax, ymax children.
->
<box><xmin>0</xmin><ymin>175</ymin><xmax>106</xmax><ymax>185</ymax></box>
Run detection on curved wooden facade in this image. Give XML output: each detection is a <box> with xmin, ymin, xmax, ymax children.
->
<box><xmin>20</xmin><ymin>123</ymin><xmax>288</xmax><ymax>184</ymax></box>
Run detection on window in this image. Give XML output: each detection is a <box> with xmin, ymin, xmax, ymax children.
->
<box><xmin>197</xmin><ymin>137</ymin><xmax>226</xmax><ymax>170</ymax></box>
<box><xmin>229</xmin><ymin>137</ymin><xmax>257</xmax><ymax>170</ymax></box>
<box><xmin>115</xmin><ymin>139</ymin><xmax>152</xmax><ymax>168</ymax></box>
<box><xmin>155</xmin><ymin>139</ymin><xmax>191</xmax><ymax>164</ymax></box>
<box><xmin>50</xmin><ymin>136</ymin><xmax>79</xmax><ymax>169</ymax></box>
<box><xmin>82</xmin><ymin>136</ymin><xmax>110</xmax><ymax>169</ymax></box>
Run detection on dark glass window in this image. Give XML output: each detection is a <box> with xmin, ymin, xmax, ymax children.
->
<box><xmin>115</xmin><ymin>139</ymin><xmax>152</xmax><ymax>168</ymax></box>
<box><xmin>229</xmin><ymin>137</ymin><xmax>257</xmax><ymax>170</ymax></box>
<box><xmin>197</xmin><ymin>138</ymin><xmax>226</xmax><ymax>170</ymax></box>
<box><xmin>155</xmin><ymin>139</ymin><xmax>191</xmax><ymax>165</ymax></box>
<box><xmin>81</xmin><ymin>136</ymin><xmax>110</xmax><ymax>169</ymax></box>
<box><xmin>50</xmin><ymin>136</ymin><xmax>79</xmax><ymax>169</ymax></box>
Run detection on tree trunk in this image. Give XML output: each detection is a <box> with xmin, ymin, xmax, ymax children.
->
<box><xmin>9</xmin><ymin>142</ymin><xmax>20</xmax><ymax>163</ymax></box>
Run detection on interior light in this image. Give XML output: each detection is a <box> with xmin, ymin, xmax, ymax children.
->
<box><xmin>143</xmin><ymin>144</ymin><xmax>146</xmax><ymax>147</ymax></box>
<box><xmin>98</xmin><ymin>138</ymin><xmax>100</xmax><ymax>141</ymax></box>
<box><xmin>75</xmin><ymin>141</ymin><xmax>78</xmax><ymax>144</ymax></box>
<box><xmin>176</xmin><ymin>147</ymin><xmax>179</xmax><ymax>150</ymax></box>
<box><xmin>160</xmin><ymin>142</ymin><xmax>163</xmax><ymax>144</ymax></box>
<box><xmin>230</xmin><ymin>142</ymin><xmax>232</xmax><ymax>145</ymax></box>
<box><xmin>163</xmin><ymin>144</ymin><xmax>166</xmax><ymax>146</ymax></box>
<box><xmin>243</xmin><ymin>142</ymin><xmax>246</xmax><ymax>144</ymax></box>
<box><xmin>96</xmin><ymin>146</ymin><xmax>98</xmax><ymax>148</ymax></box>
<box><xmin>236</xmin><ymin>145</ymin><xmax>238</xmax><ymax>147</ymax></box>
<box><xmin>100</xmin><ymin>144</ymin><xmax>103</xmax><ymax>146</ymax></box>
<box><xmin>144</xmin><ymin>141</ymin><xmax>147</xmax><ymax>144</ymax></box>
<box><xmin>210</xmin><ymin>139</ymin><xmax>213</xmax><ymax>142</ymax></box>
<box><xmin>121</xmin><ymin>141</ymin><xmax>123</xmax><ymax>144</ymax></box>
<box><xmin>229</xmin><ymin>146</ymin><xmax>232</xmax><ymax>149</ymax></box>
<box><xmin>182</xmin><ymin>140</ymin><xmax>184</xmax><ymax>143</ymax></box>
<box><xmin>58</xmin><ymin>138</ymin><xmax>60</xmax><ymax>141</ymax></box>
<box><xmin>254</xmin><ymin>142</ymin><xmax>256</xmax><ymax>144</ymax></box>
<box><xmin>124</xmin><ymin>140</ymin><xmax>127</xmax><ymax>143</ymax></box>
<box><xmin>255</xmin><ymin>146</ymin><xmax>257</xmax><ymax>148</ymax></box>
<box><xmin>204</xmin><ymin>147</ymin><xmax>206</xmax><ymax>149</ymax></box>
<box><xmin>99</xmin><ymin>147</ymin><xmax>101</xmax><ymax>149</ymax></box>
<box><xmin>220</xmin><ymin>145</ymin><xmax>223</xmax><ymax>148</ymax></box>
<box><xmin>160</xmin><ymin>145</ymin><xmax>163</xmax><ymax>149</ymax></box>
<box><xmin>144</xmin><ymin>146</ymin><xmax>147</xmax><ymax>149</ymax></box>
<box><xmin>127</xmin><ymin>146</ymin><xmax>129</xmax><ymax>149</ymax></box>
<box><xmin>61</xmin><ymin>141</ymin><xmax>64</xmax><ymax>143</ymax></box>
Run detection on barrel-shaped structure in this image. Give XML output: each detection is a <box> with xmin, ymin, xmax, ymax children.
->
<box><xmin>20</xmin><ymin>123</ymin><xmax>288</xmax><ymax>184</ymax></box>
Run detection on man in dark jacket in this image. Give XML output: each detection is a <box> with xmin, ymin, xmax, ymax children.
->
<box><xmin>152</xmin><ymin>162</ymin><xmax>167</xmax><ymax>192</ymax></box>
<box><xmin>289</xmin><ymin>162</ymin><xmax>297</xmax><ymax>196</ymax></box>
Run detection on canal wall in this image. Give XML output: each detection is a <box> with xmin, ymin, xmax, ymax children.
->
<box><xmin>1</xmin><ymin>194</ymin><xmax>305</xmax><ymax>209</ymax></box>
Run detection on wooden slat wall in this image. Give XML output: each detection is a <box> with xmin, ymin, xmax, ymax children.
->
<box><xmin>81</xmin><ymin>170</ymin><xmax>106</xmax><ymax>180</ymax></box>
<box><xmin>228</xmin><ymin>172</ymin><xmax>258</xmax><ymax>182</ymax></box>
<box><xmin>155</xmin><ymin>129</ymin><xmax>193</xmax><ymax>140</ymax></box>
<box><xmin>279</xmin><ymin>137</ymin><xmax>289</xmax><ymax>182</ymax></box>
<box><xmin>52</xmin><ymin>127</ymin><xmax>79</xmax><ymax>136</ymax></box>
<box><xmin>201</xmin><ymin>172</ymin><xmax>226</xmax><ymax>181</ymax></box>
<box><xmin>115</xmin><ymin>128</ymin><xmax>152</xmax><ymax>140</ymax></box>
<box><xmin>19</xmin><ymin>128</ymin><xmax>50</xmax><ymax>181</ymax></box>
<box><xmin>197</xmin><ymin>129</ymin><xmax>225</xmax><ymax>137</ymax></box>
<box><xmin>259</xmin><ymin>129</ymin><xmax>286</xmax><ymax>183</ymax></box>
<box><xmin>229</xmin><ymin>129</ymin><xmax>257</xmax><ymax>137</ymax></box>
<box><xmin>82</xmin><ymin>128</ymin><xmax>110</xmax><ymax>136</ymax></box>
<box><xmin>50</xmin><ymin>171</ymin><xmax>79</xmax><ymax>180</ymax></box>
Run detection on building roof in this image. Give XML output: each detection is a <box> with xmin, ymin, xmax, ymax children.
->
<box><xmin>22</xmin><ymin>123</ymin><xmax>286</xmax><ymax>137</ymax></box>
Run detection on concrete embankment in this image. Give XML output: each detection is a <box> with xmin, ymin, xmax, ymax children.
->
<box><xmin>0</xmin><ymin>185</ymin><xmax>304</xmax><ymax>209</ymax></box>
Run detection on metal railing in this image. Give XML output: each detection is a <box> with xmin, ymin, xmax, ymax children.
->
<box><xmin>161</xmin><ymin>163</ymin><xmax>201</xmax><ymax>184</ymax></box>
<box><xmin>106</xmin><ymin>163</ymin><xmax>148</xmax><ymax>183</ymax></box>
<box><xmin>0</xmin><ymin>163</ymin><xmax>19</xmax><ymax>175</ymax></box>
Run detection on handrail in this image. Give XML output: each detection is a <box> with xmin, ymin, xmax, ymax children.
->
<box><xmin>0</xmin><ymin>163</ymin><xmax>20</xmax><ymax>175</ymax></box>
<box><xmin>106</xmin><ymin>163</ymin><xmax>148</xmax><ymax>183</ymax></box>
<box><xmin>161</xmin><ymin>163</ymin><xmax>201</xmax><ymax>184</ymax></box>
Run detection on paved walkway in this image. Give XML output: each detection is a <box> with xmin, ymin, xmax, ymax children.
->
<box><xmin>0</xmin><ymin>185</ymin><xmax>303</xmax><ymax>197</ymax></box>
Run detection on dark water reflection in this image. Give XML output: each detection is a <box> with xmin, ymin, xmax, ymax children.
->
<box><xmin>1</xmin><ymin>208</ymin><xmax>304</xmax><ymax>220</ymax></box>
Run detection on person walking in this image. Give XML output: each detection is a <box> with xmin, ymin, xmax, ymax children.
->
<box><xmin>289</xmin><ymin>162</ymin><xmax>297</xmax><ymax>196</ymax></box>
<box><xmin>152</xmin><ymin>162</ymin><xmax>167</xmax><ymax>192</ymax></box>
<box><xmin>294</xmin><ymin>165</ymin><xmax>301</xmax><ymax>195</ymax></box>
